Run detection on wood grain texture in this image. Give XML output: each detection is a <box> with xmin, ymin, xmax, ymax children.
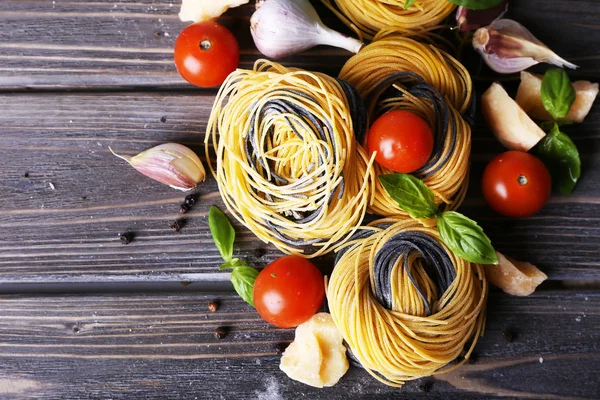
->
<box><xmin>0</xmin><ymin>291</ymin><xmax>597</xmax><ymax>399</ymax></box>
<box><xmin>0</xmin><ymin>0</ymin><xmax>598</xmax><ymax>90</ymax></box>
<box><xmin>0</xmin><ymin>92</ymin><xmax>599</xmax><ymax>282</ymax></box>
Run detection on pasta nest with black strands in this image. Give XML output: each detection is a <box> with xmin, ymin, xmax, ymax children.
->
<box><xmin>339</xmin><ymin>31</ymin><xmax>474</xmax><ymax>218</ymax></box>
<box><xmin>321</xmin><ymin>0</ymin><xmax>456</xmax><ymax>40</ymax></box>
<box><xmin>328</xmin><ymin>218</ymin><xmax>487</xmax><ymax>387</ymax></box>
<box><xmin>205</xmin><ymin>60</ymin><xmax>375</xmax><ymax>258</ymax></box>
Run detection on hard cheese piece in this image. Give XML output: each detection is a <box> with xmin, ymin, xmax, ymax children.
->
<box><xmin>484</xmin><ymin>251</ymin><xmax>548</xmax><ymax>296</ymax></box>
<box><xmin>179</xmin><ymin>0</ymin><xmax>249</xmax><ymax>23</ymax></box>
<box><xmin>516</xmin><ymin>71</ymin><xmax>599</xmax><ymax>123</ymax></box>
<box><xmin>481</xmin><ymin>82</ymin><xmax>546</xmax><ymax>152</ymax></box>
<box><xmin>280</xmin><ymin>330</ymin><xmax>325</xmax><ymax>388</ymax></box>
<box><xmin>280</xmin><ymin>313</ymin><xmax>349</xmax><ymax>388</ymax></box>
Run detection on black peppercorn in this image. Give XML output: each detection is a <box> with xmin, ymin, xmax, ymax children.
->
<box><xmin>503</xmin><ymin>330</ymin><xmax>516</xmax><ymax>342</ymax></box>
<box><xmin>274</xmin><ymin>342</ymin><xmax>289</xmax><ymax>355</ymax></box>
<box><xmin>160</xmin><ymin>116</ymin><xmax>167</xmax><ymax>123</ymax></box>
<box><xmin>418</xmin><ymin>380</ymin><xmax>433</xmax><ymax>392</ymax></box>
<box><xmin>170</xmin><ymin>219</ymin><xmax>185</xmax><ymax>232</ymax></box>
<box><xmin>208</xmin><ymin>301</ymin><xmax>219</xmax><ymax>312</ymax></box>
<box><xmin>214</xmin><ymin>327</ymin><xmax>228</xmax><ymax>339</ymax></box>
<box><xmin>118</xmin><ymin>232</ymin><xmax>134</xmax><ymax>244</ymax></box>
<box><xmin>184</xmin><ymin>194</ymin><xmax>197</xmax><ymax>207</ymax></box>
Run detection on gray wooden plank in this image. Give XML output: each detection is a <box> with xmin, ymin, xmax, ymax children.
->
<box><xmin>0</xmin><ymin>91</ymin><xmax>599</xmax><ymax>282</ymax></box>
<box><xmin>0</xmin><ymin>0</ymin><xmax>598</xmax><ymax>90</ymax></box>
<box><xmin>0</xmin><ymin>291</ymin><xmax>597</xmax><ymax>399</ymax></box>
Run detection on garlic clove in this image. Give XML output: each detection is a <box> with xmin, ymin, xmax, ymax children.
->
<box><xmin>473</xmin><ymin>19</ymin><xmax>578</xmax><ymax>74</ymax></box>
<box><xmin>110</xmin><ymin>143</ymin><xmax>205</xmax><ymax>191</ymax></box>
<box><xmin>250</xmin><ymin>0</ymin><xmax>362</xmax><ymax>59</ymax></box>
<box><xmin>456</xmin><ymin>1</ymin><xmax>508</xmax><ymax>32</ymax></box>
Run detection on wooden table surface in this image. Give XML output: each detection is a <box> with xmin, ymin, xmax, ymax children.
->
<box><xmin>1</xmin><ymin>0</ymin><xmax>599</xmax><ymax>399</ymax></box>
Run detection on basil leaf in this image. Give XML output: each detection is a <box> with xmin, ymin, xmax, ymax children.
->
<box><xmin>540</xmin><ymin>120</ymin><xmax>573</xmax><ymax>132</ymax></box>
<box><xmin>536</xmin><ymin>123</ymin><xmax>581</xmax><ymax>195</ymax></box>
<box><xmin>230</xmin><ymin>266</ymin><xmax>259</xmax><ymax>307</ymax></box>
<box><xmin>208</xmin><ymin>205</ymin><xmax>235</xmax><ymax>262</ymax></box>
<box><xmin>541</xmin><ymin>69</ymin><xmax>576</xmax><ymax>120</ymax></box>
<box><xmin>404</xmin><ymin>0</ymin><xmax>415</xmax><ymax>8</ymax></box>
<box><xmin>438</xmin><ymin>211</ymin><xmax>498</xmax><ymax>264</ymax></box>
<box><xmin>446</xmin><ymin>0</ymin><xmax>504</xmax><ymax>10</ymax></box>
<box><xmin>219</xmin><ymin>258</ymin><xmax>243</xmax><ymax>271</ymax></box>
<box><xmin>379</xmin><ymin>174</ymin><xmax>438</xmax><ymax>219</ymax></box>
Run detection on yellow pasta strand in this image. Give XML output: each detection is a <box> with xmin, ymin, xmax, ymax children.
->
<box><xmin>321</xmin><ymin>0</ymin><xmax>456</xmax><ymax>40</ymax></box>
<box><xmin>328</xmin><ymin>218</ymin><xmax>487</xmax><ymax>387</ymax></box>
<box><xmin>205</xmin><ymin>60</ymin><xmax>375</xmax><ymax>258</ymax></box>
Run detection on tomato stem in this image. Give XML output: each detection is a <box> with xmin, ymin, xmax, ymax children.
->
<box><xmin>517</xmin><ymin>175</ymin><xmax>528</xmax><ymax>186</ymax></box>
<box><xmin>200</xmin><ymin>39</ymin><xmax>211</xmax><ymax>51</ymax></box>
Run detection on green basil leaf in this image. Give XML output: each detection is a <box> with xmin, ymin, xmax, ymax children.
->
<box><xmin>438</xmin><ymin>211</ymin><xmax>498</xmax><ymax>264</ymax></box>
<box><xmin>536</xmin><ymin>123</ymin><xmax>581</xmax><ymax>195</ymax></box>
<box><xmin>404</xmin><ymin>0</ymin><xmax>416</xmax><ymax>9</ymax></box>
<box><xmin>208</xmin><ymin>205</ymin><xmax>235</xmax><ymax>262</ymax></box>
<box><xmin>219</xmin><ymin>258</ymin><xmax>244</xmax><ymax>271</ymax></box>
<box><xmin>540</xmin><ymin>120</ymin><xmax>573</xmax><ymax>132</ymax></box>
<box><xmin>541</xmin><ymin>68</ymin><xmax>576</xmax><ymax>120</ymax></box>
<box><xmin>446</xmin><ymin>0</ymin><xmax>504</xmax><ymax>10</ymax></box>
<box><xmin>230</xmin><ymin>266</ymin><xmax>259</xmax><ymax>308</ymax></box>
<box><xmin>379</xmin><ymin>174</ymin><xmax>438</xmax><ymax>219</ymax></box>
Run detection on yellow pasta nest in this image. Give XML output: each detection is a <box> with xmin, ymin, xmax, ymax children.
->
<box><xmin>328</xmin><ymin>218</ymin><xmax>487</xmax><ymax>386</ymax></box>
<box><xmin>205</xmin><ymin>60</ymin><xmax>375</xmax><ymax>257</ymax></box>
<box><xmin>322</xmin><ymin>0</ymin><xmax>456</xmax><ymax>40</ymax></box>
<box><xmin>340</xmin><ymin>33</ymin><xmax>473</xmax><ymax>217</ymax></box>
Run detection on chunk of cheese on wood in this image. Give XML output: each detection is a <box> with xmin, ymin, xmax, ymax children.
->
<box><xmin>484</xmin><ymin>251</ymin><xmax>548</xmax><ymax>296</ymax></box>
<box><xmin>280</xmin><ymin>313</ymin><xmax>349</xmax><ymax>388</ymax></box>
<box><xmin>179</xmin><ymin>0</ymin><xmax>249</xmax><ymax>23</ymax></box>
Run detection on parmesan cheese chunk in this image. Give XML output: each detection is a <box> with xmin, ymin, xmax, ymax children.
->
<box><xmin>280</xmin><ymin>313</ymin><xmax>349</xmax><ymax>388</ymax></box>
<box><xmin>481</xmin><ymin>82</ymin><xmax>546</xmax><ymax>152</ymax></box>
<box><xmin>179</xmin><ymin>0</ymin><xmax>249</xmax><ymax>23</ymax></box>
<box><xmin>484</xmin><ymin>251</ymin><xmax>548</xmax><ymax>296</ymax></box>
<box><xmin>516</xmin><ymin>71</ymin><xmax>599</xmax><ymax>123</ymax></box>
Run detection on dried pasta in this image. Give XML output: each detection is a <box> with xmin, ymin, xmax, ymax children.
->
<box><xmin>321</xmin><ymin>0</ymin><xmax>456</xmax><ymax>40</ymax></box>
<box><xmin>205</xmin><ymin>60</ymin><xmax>375</xmax><ymax>257</ymax></box>
<box><xmin>339</xmin><ymin>34</ymin><xmax>473</xmax><ymax>216</ymax></box>
<box><xmin>328</xmin><ymin>218</ymin><xmax>487</xmax><ymax>386</ymax></box>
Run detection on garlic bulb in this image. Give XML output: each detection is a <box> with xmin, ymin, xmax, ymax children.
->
<box><xmin>250</xmin><ymin>0</ymin><xmax>363</xmax><ymax>59</ymax></box>
<box><xmin>110</xmin><ymin>143</ymin><xmax>205</xmax><ymax>191</ymax></box>
<box><xmin>473</xmin><ymin>19</ymin><xmax>578</xmax><ymax>74</ymax></box>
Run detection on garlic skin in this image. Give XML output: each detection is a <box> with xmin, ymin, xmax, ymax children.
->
<box><xmin>473</xmin><ymin>19</ymin><xmax>578</xmax><ymax>74</ymax></box>
<box><xmin>110</xmin><ymin>143</ymin><xmax>205</xmax><ymax>191</ymax></box>
<box><xmin>250</xmin><ymin>0</ymin><xmax>363</xmax><ymax>59</ymax></box>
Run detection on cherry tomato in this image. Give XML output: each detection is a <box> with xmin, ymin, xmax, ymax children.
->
<box><xmin>174</xmin><ymin>21</ymin><xmax>239</xmax><ymax>88</ymax></box>
<box><xmin>366</xmin><ymin>110</ymin><xmax>434</xmax><ymax>173</ymax></box>
<box><xmin>253</xmin><ymin>256</ymin><xmax>324</xmax><ymax>328</ymax></box>
<box><xmin>482</xmin><ymin>151</ymin><xmax>552</xmax><ymax>218</ymax></box>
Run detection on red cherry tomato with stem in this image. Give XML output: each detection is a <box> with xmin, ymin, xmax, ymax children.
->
<box><xmin>253</xmin><ymin>256</ymin><xmax>324</xmax><ymax>328</ymax></box>
<box><xmin>482</xmin><ymin>150</ymin><xmax>551</xmax><ymax>218</ymax></box>
<box><xmin>174</xmin><ymin>21</ymin><xmax>239</xmax><ymax>88</ymax></box>
<box><xmin>366</xmin><ymin>110</ymin><xmax>434</xmax><ymax>173</ymax></box>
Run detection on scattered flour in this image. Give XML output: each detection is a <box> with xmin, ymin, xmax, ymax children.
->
<box><xmin>255</xmin><ymin>376</ymin><xmax>283</xmax><ymax>400</ymax></box>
